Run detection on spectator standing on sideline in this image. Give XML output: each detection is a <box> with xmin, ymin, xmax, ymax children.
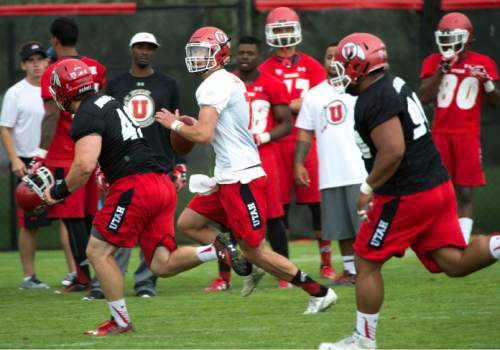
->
<box><xmin>36</xmin><ymin>17</ymin><xmax>106</xmax><ymax>293</ymax></box>
<box><xmin>260</xmin><ymin>7</ymin><xmax>336</xmax><ymax>279</ymax></box>
<box><xmin>420</xmin><ymin>12</ymin><xmax>499</xmax><ymax>243</ymax></box>
<box><xmin>0</xmin><ymin>42</ymin><xmax>50</xmax><ymax>289</ymax></box>
<box><xmin>160</xmin><ymin>26</ymin><xmax>337</xmax><ymax>314</ymax></box>
<box><xmin>84</xmin><ymin>32</ymin><xmax>186</xmax><ymax>300</ymax></box>
<box><xmin>294</xmin><ymin>42</ymin><xmax>366</xmax><ymax>286</ymax></box>
<box><xmin>204</xmin><ymin>35</ymin><xmax>293</xmax><ymax>293</ymax></box>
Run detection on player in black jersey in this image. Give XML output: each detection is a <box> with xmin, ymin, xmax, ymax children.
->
<box><xmin>42</xmin><ymin>58</ymin><xmax>248</xmax><ymax>336</ymax></box>
<box><xmin>85</xmin><ymin>32</ymin><xmax>186</xmax><ymax>300</ymax></box>
<box><xmin>319</xmin><ymin>33</ymin><xmax>500</xmax><ymax>350</ymax></box>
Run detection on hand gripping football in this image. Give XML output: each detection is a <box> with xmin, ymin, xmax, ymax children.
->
<box><xmin>170</xmin><ymin>116</ymin><xmax>196</xmax><ymax>155</ymax></box>
<box><xmin>16</xmin><ymin>166</ymin><xmax>54</xmax><ymax>213</ymax></box>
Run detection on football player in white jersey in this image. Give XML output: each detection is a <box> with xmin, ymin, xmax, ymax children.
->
<box><xmin>155</xmin><ymin>26</ymin><xmax>337</xmax><ymax>313</ymax></box>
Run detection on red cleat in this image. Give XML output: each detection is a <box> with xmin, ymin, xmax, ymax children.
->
<box><xmin>84</xmin><ymin>320</ymin><xmax>134</xmax><ymax>336</ymax></box>
<box><xmin>330</xmin><ymin>271</ymin><xmax>356</xmax><ymax>286</ymax></box>
<box><xmin>320</xmin><ymin>265</ymin><xmax>337</xmax><ymax>280</ymax></box>
<box><xmin>204</xmin><ymin>277</ymin><xmax>230</xmax><ymax>292</ymax></box>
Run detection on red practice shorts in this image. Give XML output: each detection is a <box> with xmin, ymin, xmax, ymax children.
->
<box><xmin>260</xmin><ymin>145</ymin><xmax>284</xmax><ymax>219</ymax></box>
<box><xmin>275</xmin><ymin>140</ymin><xmax>320</xmax><ymax>204</ymax></box>
<box><xmin>187</xmin><ymin>176</ymin><xmax>268</xmax><ymax>247</ymax></box>
<box><xmin>93</xmin><ymin>172</ymin><xmax>177</xmax><ymax>266</ymax></box>
<box><xmin>354</xmin><ymin>180</ymin><xmax>466</xmax><ymax>273</ymax></box>
<box><xmin>47</xmin><ymin>166</ymin><xmax>99</xmax><ymax>219</ymax></box>
<box><xmin>433</xmin><ymin>133</ymin><xmax>485</xmax><ymax>187</ymax></box>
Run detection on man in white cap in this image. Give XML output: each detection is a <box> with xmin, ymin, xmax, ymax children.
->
<box><xmin>84</xmin><ymin>32</ymin><xmax>187</xmax><ymax>300</ymax></box>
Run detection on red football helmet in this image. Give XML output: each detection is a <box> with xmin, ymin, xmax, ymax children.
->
<box><xmin>333</xmin><ymin>33</ymin><xmax>389</xmax><ymax>88</ymax></box>
<box><xmin>16</xmin><ymin>167</ymin><xmax>54</xmax><ymax>213</ymax></box>
<box><xmin>49</xmin><ymin>58</ymin><xmax>95</xmax><ymax>111</ymax></box>
<box><xmin>265</xmin><ymin>7</ymin><xmax>302</xmax><ymax>48</ymax></box>
<box><xmin>435</xmin><ymin>12</ymin><xmax>473</xmax><ymax>59</ymax></box>
<box><xmin>185</xmin><ymin>26</ymin><xmax>231</xmax><ymax>74</ymax></box>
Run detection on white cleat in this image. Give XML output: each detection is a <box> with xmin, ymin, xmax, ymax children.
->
<box><xmin>304</xmin><ymin>288</ymin><xmax>337</xmax><ymax>314</ymax></box>
<box><xmin>319</xmin><ymin>332</ymin><xmax>376</xmax><ymax>350</ymax></box>
<box><xmin>240</xmin><ymin>266</ymin><xmax>265</xmax><ymax>297</ymax></box>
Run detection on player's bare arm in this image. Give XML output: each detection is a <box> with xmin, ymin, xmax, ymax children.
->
<box><xmin>39</xmin><ymin>100</ymin><xmax>61</xmax><ymax>150</ymax></box>
<box><xmin>156</xmin><ymin>106</ymin><xmax>217</xmax><ymax>144</ymax></box>
<box><xmin>485</xmin><ymin>82</ymin><xmax>500</xmax><ymax>107</ymax></box>
<box><xmin>0</xmin><ymin>126</ymin><xmax>27</xmax><ymax>177</ymax></box>
<box><xmin>289</xmin><ymin>97</ymin><xmax>303</xmax><ymax>113</ymax></box>
<box><xmin>44</xmin><ymin>134</ymin><xmax>101</xmax><ymax>205</ymax></box>
<box><xmin>419</xmin><ymin>72</ymin><xmax>444</xmax><ymax>105</ymax></box>
<box><xmin>270</xmin><ymin>104</ymin><xmax>292</xmax><ymax>140</ymax></box>
<box><xmin>366</xmin><ymin>116</ymin><xmax>405</xmax><ymax>190</ymax></box>
<box><xmin>294</xmin><ymin>129</ymin><xmax>313</xmax><ymax>187</ymax></box>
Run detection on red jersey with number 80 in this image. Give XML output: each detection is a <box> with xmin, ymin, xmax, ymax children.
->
<box><xmin>41</xmin><ymin>56</ymin><xmax>107</xmax><ymax>167</ymax></box>
<box><xmin>420</xmin><ymin>51</ymin><xmax>498</xmax><ymax>135</ymax></box>
<box><xmin>259</xmin><ymin>52</ymin><xmax>325</xmax><ymax>141</ymax></box>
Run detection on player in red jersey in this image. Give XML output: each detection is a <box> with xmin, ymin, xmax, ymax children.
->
<box><xmin>36</xmin><ymin>17</ymin><xmax>107</xmax><ymax>292</ymax></box>
<box><xmin>319</xmin><ymin>32</ymin><xmax>500</xmax><ymax>350</ymax></box>
<box><xmin>260</xmin><ymin>7</ymin><xmax>335</xmax><ymax>279</ymax></box>
<box><xmin>420</xmin><ymin>12</ymin><xmax>499</xmax><ymax>244</ymax></box>
<box><xmin>204</xmin><ymin>35</ymin><xmax>293</xmax><ymax>293</ymax></box>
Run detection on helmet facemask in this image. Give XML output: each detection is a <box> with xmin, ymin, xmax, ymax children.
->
<box><xmin>185</xmin><ymin>42</ymin><xmax>220</xmax><ymax>74</ymax></box>
<box><xmin>265</xmin><ymin>22</ymin><xmax>302</xmax><ymax>48</ymax></box>
<box><xmin>435</xmin><ymin>29</ymin><xmax>469</xmax><ymax>59</ymax></box>
<box><xmin>328</xmin><ymin>60</ymin><xmax>351</xmax><ymax>94</ymax></box>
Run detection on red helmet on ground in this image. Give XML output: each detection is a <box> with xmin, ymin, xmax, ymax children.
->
<box><xmin>16</xmin><ymin>167</ymin><xmax>54</xmax><ymax>214</ymax></box>
<box><xmin>49</xmin><ymin>58</ymin><xmax>95</xmax><ymax>111</ymax></box>
<box><xmin>333</xmin><ymin>33</ymin><xmax>389</xmax><ymax>88</ymax></box>
<box><xmin>265</xmin><ymin>7</ymin><xmax>302</xmax><ymax>48</ymax></box>
<box><xmin>185</xmin><ymin>26</ymin><xmax>231</xmax><ymax>74</ymax></box>
<box><xmin>435</xmin><ymin>12</ymin><xmax>473</xmax><ymax>59</ymax></box>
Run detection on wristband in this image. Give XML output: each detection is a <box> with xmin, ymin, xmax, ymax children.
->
<box><xmin>360</xmin><ymin>181</ymin><xmax>373</xmax><ymax>195</ymax></box>
<box><xmin>257</xmin><ymin>132</ymin><xmax>271</xmax><ymax>145</ymax></box>
<box><xmin>484</xmin><ymin>80</ymin><xmax>496</xmax><ymax>93</ymax></box>
<box><xmin>171</xmin><ymin>120</ymin><xmax>185</xmax><ymax>133</ymax></box>
<box><xmin>35</xmin><ymin>148</ymin><xmax>48</xmax><ymax>158</ymax></box>
<box><xmin>50</xmin><ymin>180</ymin><xmax>71</xmax><ymax>200</ymax></box>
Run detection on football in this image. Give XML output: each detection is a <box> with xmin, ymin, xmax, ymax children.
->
<box><xmin>170</xmin><ymin>116</ymin><xmax>196</xmax><ymax>155</ymax></box>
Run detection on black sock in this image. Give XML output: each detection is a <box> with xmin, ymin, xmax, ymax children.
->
<box><xmin>291</xmin><ymin>270</ymin><xmax>328</xmax><ymax>297</ymax></box>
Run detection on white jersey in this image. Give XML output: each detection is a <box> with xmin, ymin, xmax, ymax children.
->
<box><xmin>0</xmin><ymin>79</ymin><xmax>44</xmax><ymax>158</ymax></box>
<box><xmin>196</xmin><ymin>69</ymin><xmax>264</xmax><ymax>184</ymax></box>
<box><xmin>296</xmin><ymin>80</ymin><xmax>367</xmax><ymax>189</ymax></box>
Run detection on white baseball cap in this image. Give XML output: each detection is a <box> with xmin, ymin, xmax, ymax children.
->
<box><xmin>129</xmin><ymin>32</ymin><xmax>160</xmax><ymax>48</ymax></box>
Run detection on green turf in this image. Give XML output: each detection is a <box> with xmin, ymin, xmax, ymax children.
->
<box><xmin>1</xmin><ymin>241</ymin><xmax>499</xmax><ymax>349</ymax></box>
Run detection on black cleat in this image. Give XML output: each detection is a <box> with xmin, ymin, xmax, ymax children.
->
<box><xmin>82</xmin><ymin>290</ymin><xmax>105</xmax><ymax>301</ymax></box>
<box><xmin>214</xmin><ymin>232</ymin><xmax>251</xmax><ymax>276</ymax></box>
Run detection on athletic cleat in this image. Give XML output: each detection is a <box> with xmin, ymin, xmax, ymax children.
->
<box><xmin>320</xmin><ymin>265</ymin><xmax>337</xmax><ymax>280</ymax></box>
<box><xmin>277</xmin><ymin>280</ymin><xmax>293</xmax><ymax>289</ymax></box>
<box><xmin>136</xmin><ymin>290</ymin><xmax>156</xmax><ymax>298</ymax></box>
<box><xmin>19</xmin><ymin>275</ymin><xmax>50</xmax><ymax>289</ymax></box>
<box><xmin>61</xmin><ymin>271</ymin><xmax>77</xmax><ymax>286</ymax></box>
<box><xmin>319</xmin><ymin>332</ymin><xmax>376</xmax><ymax>350</ymax></box>
<box><xmin>54</xmin><ymin>282</ymin><xmax>90</xmax><ymax>294</ymax></box>
<box><xmin>304</xmin><ymin>288</ymin><xmax>337</xmax><ymax>314</ymax></box>
<box><xmin>84</xmin><ymin>320</ymin><xmax>134</xmax><ymax>336</ymax></box>
<box><xmin>213</xmin><ymin>232</ymin><xmax>251</xmax><ymax>276</ymax></box>
<box><xmin>329</xmin><ymin>271</ymin><xmax>356</xmax><ymax>286</ymax></box>
<box><xmin>82</xmin><ymin>290</ymin><xmax>105</xmax><ymax>301</ymax></box>
<box><xmin>204</xmin><ymin>277</ymin><xmax>230</xmax><ymax>292</ymax></box>
<box><xmin>240</xmin><ymin>267</ymin><xmax>265</xmax><ymax>297</ymax></box>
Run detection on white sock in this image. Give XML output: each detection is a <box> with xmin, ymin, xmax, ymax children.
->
<box><xmin>342</xmin><ymin>255</ymin><xmax>356</xmax><ymax>274</ymax></box>
<box><xmin>356</xmin><ymin>310</ymin><xmax>379</xmax><ymax>340</ymax></box>
<box><xmin>108</xmin><ymin>298</ymin><xmax>130</xmax><ymax>328</ymax></box>
<box><xmin>458</xmin><ymin>217</ymin><xmax>473</xmax><ymax>244</ymax></box>
<box><xmin>488</xmin><ymin>235</ymin><xmax>500</xmax><ymax>259</ymax></box>
<box><xmin>196</xmin><ymin>244</ymin><xmax>217</xmax><ymax>262</ymax></box>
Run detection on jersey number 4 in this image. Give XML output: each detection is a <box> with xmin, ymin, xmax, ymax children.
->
<box><xmin>117</xmin><ymin>108</ymin><xmax>143</xmax><ymax>141</ymax></box>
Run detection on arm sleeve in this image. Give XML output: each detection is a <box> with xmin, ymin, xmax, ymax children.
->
<box><xmin>196</xmin><ymin>80</ymin><xmax>231</xmax><ymax>114</ymax></box>
<box><xmin>295</xmin><ymin>92</ymin><xmax>315</xmax><ymax>131</ymax></box>
<box><xmin>420</xmin><ymin>55</ymin><xmax>440</xmax><ymax>80</ymax></box>
<box><xmin>366</xmin><ymin>89</ymin><xmax>404</xmax><ymax>131</ymax></box>
<box><xmin>70</xmin><ymin>110</ymin><xmax>106</xmax><ymax>142</ymax></box>
<box><xmin>0</xmin><ymin>88</ymin><xmax>18</xmax><ymax>127</ymax></box>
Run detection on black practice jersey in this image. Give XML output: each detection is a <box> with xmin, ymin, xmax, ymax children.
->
<box><xmin>106</xmin><ymin>72</ymin><xmax>183</xmax><ymax>172</ymax></box>
<box><xmin>71</xmin><ymin>94</ymin><xmax>168</xmax><ymax>184</ymax></box>
<box><xmin>354</xmin><ymin>73</ymin><xmax>449</xmax><ymax>196</ymax></box>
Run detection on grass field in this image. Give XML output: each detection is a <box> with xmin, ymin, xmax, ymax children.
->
<box><xmin>1</xmin><ymin>241</ymin><xmax>499</xmax><ymax>349</ymax></box>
